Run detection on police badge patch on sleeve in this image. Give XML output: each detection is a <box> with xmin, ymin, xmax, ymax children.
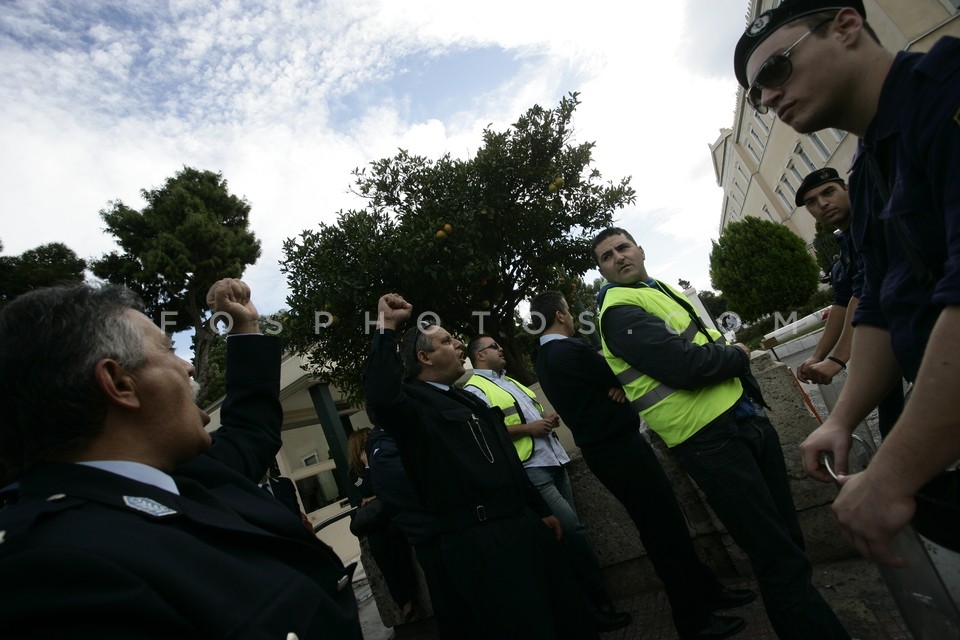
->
<box><xmin>123</xmin><ymin>496</ymin><xmax>178</xmax><ymax>517</ymax></box>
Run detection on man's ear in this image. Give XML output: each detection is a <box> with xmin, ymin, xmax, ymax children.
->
<box><xmin>416</xmin><ymin>350</ymin><xmax>433</xmax><ymax>369</ymax></box>
<box><xmin>94</xmin><ymin>359</ymin><xmax>141</xmax><ymax>410</ymax></box>
<box><xmin>834</xmin><ymin>7</ymin><xmax>863</xmax><ymax>45</ymax></box>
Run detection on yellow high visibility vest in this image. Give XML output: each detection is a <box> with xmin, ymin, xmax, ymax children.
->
<box><xmin>464</xmin><ymin>374</ymin><xmax>542</xmax><ymax>462</ymax></box>
<box><xmin>598</xmin><ymin>281</ymin><xmax>743</xmax><ymax>447</ymax></box>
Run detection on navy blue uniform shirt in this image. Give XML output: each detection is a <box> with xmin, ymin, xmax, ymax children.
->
<box><xmin>850</xmin><ymin>36</ymin><xmax>960</xmax><ymax>381</ymax></box>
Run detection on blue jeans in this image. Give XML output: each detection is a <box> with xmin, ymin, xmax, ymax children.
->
<box><xmin>673</xmin><ymin>413</ymin><xmax>849</xmax><ymax>640</ymax></box>
<box><xmin>525</xmin><ymin>464</ymin><xmax>608</xmax><ymax>607</ymax></box>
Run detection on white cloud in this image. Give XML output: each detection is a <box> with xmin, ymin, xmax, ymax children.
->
<box><xmin>0</xmin><ymin>0</ymin><xmax>749</xmax><ymax>323</ymax></box>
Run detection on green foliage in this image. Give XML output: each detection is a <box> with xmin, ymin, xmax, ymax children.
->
<box><xmin>196</xmin><ymin>333</ymin><xmax>227</xmax><ymax>408</ymax></box>
<box><xmin>709</xmin><ymin>217</ymin><xmax>819</xmax><ymax>323</ymax></box>
<box><xmin>281</xmin><ymin>94</ymin><xmax>636</xmax><ymax>404</ymax></box>
<box><xmin>697</xmin><ymin>290</ymin><xmax>727</xmax><ymax>321</ymax></box>
<box><xmin>0</xmin><ymin>242</ymin><xmax>86</xmax><ymax>308</ymax></box>
<box><xmin>90</xmin><ymin>166</ymin><xmax>261</xmax><ymax>395</ymax></box>
<box><xmin>812</xmin><ymin>220</ymin><xmax>842</xmax><ymax>275</ymax></box>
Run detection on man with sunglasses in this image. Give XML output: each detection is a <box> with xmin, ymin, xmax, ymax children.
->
<box><xmin>463</xmin><ymin>335</ymin><xmax>631</xmax><ymax>633</ymax></box>
<box><xmin>734</xmin><ymin>0</ymin><xmax>960</xmax><ymax>579</ymax></box>
<box><xmin>363</xmin><ymin>295</ymin><xmax>599</xmax><ymax>640</ymax></box>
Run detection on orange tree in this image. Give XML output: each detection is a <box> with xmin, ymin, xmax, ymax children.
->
<box><xmin>281</xmin><ymin>93</ymin><xmax>635</xmax><ymax>404</ymax></box>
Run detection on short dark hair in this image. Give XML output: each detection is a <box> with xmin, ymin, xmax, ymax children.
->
<box><xmin>529</xmin><ymin>291</ymin><xmax>567</xmax><ymax>334</ymax></box>
<box><xmin>466</xmin><ymin>334</ymin><xmax>497</xmax><ymax>363</ymax></box>
<box><xmin>0</xmin><ymin>283</ymin><xmax>146</xmax><ymax>484</ymax></box>
<box><xmin>400</xmin><ymin>321</ymin><xmax>438</xmax><ymax>378</ymax></box>
<box><xmin>591</xmin><ymin>227</ymin><xmax>637</xmax><ymax>264</ymax></box>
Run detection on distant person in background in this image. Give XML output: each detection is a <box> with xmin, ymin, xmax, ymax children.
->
<box><xmin>347</xmin><ymin>428</ymin><xmax>417</xmax><ymax>622</ymax></box>
<box><xmin>792</xmin><ymin>167</ymin><xmax>903</xmax><ymax>436</ymax></box>
<box><xmin>259</xmin><ymin>462</ymin><xmax>314</xmax><ymax>531</ymax></box>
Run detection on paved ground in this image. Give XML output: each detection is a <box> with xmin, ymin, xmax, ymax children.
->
<box><xmin>356</xmin><ymin>555</ymin><xmax>913</xmax><ymax>639</ymax></box>
<box><xmin>355</xmin><ymin>339</ymin><xmax>911</xmax><ymax>639</ymax></box>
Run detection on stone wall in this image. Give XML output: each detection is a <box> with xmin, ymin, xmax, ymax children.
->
<box><xmin>360</xmin><ymin>350</ymin><xmax>856</xmax><ymax>623</ymax></box>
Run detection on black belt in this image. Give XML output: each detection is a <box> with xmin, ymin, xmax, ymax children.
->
<box><xmin>436</xmin><ymin>491</ymin><xmax>524</xmax><ymax>534</ymax></box>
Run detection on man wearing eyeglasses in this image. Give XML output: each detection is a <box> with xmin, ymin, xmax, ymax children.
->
<box><xmin>363</xmin><ymin>295</ymin><xmax>600</xmax><ymax>640</ymax></box>
<box><xmin>463</xmin><ymin>335</ymin><xmax>632</xmax><ymax>633</ymax></box>
<box><xmin>734</xmin><ymin>0</ymin><xmax>960</xmax><ymax>578</ymax></box>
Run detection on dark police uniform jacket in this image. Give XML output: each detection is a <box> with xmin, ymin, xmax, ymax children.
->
<box><xmin>0</xmin><ymin>335</ymin><xmax>361</xmax><ymax>640</ymax></box>
<box><xmin>851</xmin><ymin>36</ymin><xmax>960</xmax><ymax>382</ymax></box>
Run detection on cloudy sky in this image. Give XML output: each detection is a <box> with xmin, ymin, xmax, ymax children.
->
<box><xmin>1</xmin><ymin>0</ymin><xmax>750</xmax><ymax>347</ymax></box>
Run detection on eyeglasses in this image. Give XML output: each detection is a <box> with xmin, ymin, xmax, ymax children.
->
<box><xmin>747</xmin><ymin>17</ymin><xmax>832</xmax><ymax>114</ymax></box>
<box><xmin>479</xmin><ymin>342</ymin><xmax>501</xmax><ymax>353</ymax></box>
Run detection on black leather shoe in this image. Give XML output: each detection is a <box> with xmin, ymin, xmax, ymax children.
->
<box><xmin>710</xmin><ymin>587</ymin><xmax>757</xmax><ymax>610</ymax></box>
<box><xmin>591</xmin><ymin>605</ymin><xmax>632</xmax><ymax>632</ymax></box>
<box><xmin>679</xmin><ymin>614</ymin><xmax>746</xmax><ymax>640</ymax></box>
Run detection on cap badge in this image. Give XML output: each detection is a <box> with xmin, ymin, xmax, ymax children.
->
<box><xmin>123</xmin><ymin>496</ymin><xmax>178</xmax><ymax>518</ymax></box>
<box><xmin>747</xmin><ymin>12</ymin><xmax>772</xmax><ymax>37</ymax></box>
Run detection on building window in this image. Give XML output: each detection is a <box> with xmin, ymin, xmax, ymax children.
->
<box><xmin>775</xmin><ymin>186</ymin><xmax>792</xmax><ymax>211</ymax></box>
<box><xmin>736</xmin><ymin>163</ymin><xmax>749</xmax><ymax>185</ymax></box>
<box><xmin>830</xmin><ymin>128</ymin><xmax>845</xmax><ymax>143</ymax></box>
<box><xmin>761</xmin><ymin>205</ymin><xmax>778</xmax><ymax>223</ymax></box>
<box><xmin>794</xmin><ymin>143</ymin><xmax>816</xmax><ymax>173</ymax></box>
<box><xmin>787</xmin><ymin>161</ymin><xmax>804</xmax><ymax>186</ymax></box>
<box><xmin>745</xmin><ymin>140</ymin><xmax>761</xmax><ymax>164</ymax></box>
<box><xmin>755</xmin><ymin>113</ymin><xmax>770</xmax><ymax>134</ymax></box>
<box><xmin>780</xmin><ymin>175</ymin><xmax>797</xmax><ymax>199</ymax></box>
<box><xmin>733</xmin><ymin>180</ymin><xmax>746</xmax><ymax>200</ymax></box>
<box><xmin>808</xmin><ymin>131</ymin><xmax>831</xmax><ymax>160</ymax></box>
<box><xmin>749</xmin><ymin>125</ymin><xmax>765</xmax><ymax>151</ymax></box>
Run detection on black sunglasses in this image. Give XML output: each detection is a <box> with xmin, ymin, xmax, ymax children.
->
<box><xmin>479</xmin><ymin>341</ymin><xmax>501</xmax><ymax>353</ymax></box>
<box><xmin>747</xmin><ymin>17</ymin><xmax>833</xmax><ymax>114</ymax></box>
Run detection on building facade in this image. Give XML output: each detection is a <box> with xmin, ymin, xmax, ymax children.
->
<box><xmin>712</xmin><ymin>0</ymin><xmax>960</xmax><ymax>248</ymax></box>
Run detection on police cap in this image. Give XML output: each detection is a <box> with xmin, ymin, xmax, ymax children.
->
<box><xmin>733</xmin><ymin>0</ymin><xmax>865</xmax><ymax>89</ymax></box>
<box><xmin>795</xmin><ymin>167</ymin><xmax>845</xmax><ymax>207</ymax></box>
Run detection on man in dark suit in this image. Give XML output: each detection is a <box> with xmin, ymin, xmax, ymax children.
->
<box><xmin>531</xmin><ymin>290</ymin><xmax>755</xmax><ymax>640</ymax></box>
<box><xmin>261</xmin><ymin>463</ymin><xmax>314</xmax><ymax>531</ymax></box>
<box><xmin>363</xmin><ymin>293</ymin><xmax>598</xmax><ymax>640</ymax></box>
<box><xmin>0</xmin><ymin>278</ymin><xmax>361</xmax><ymax>639</ymax></box>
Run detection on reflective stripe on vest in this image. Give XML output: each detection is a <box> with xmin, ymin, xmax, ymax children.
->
<box><xmin>598</xmin><ymin>281</ymin><xmax>743</xmax><ymax>447</ymax></box>
<box><xmin>463</xmin><ymin>374</ymin><xmax>540</xmax><ymax>462</ymax></box>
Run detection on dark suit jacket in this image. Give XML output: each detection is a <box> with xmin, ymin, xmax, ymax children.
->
<box><xmin>267</xmin><ymin>474</ymin><xmax>303</xmax><ymax>518</ymax></box>
<box><xmin>363</xmin><ymin>329</ymin><xmax>548</xmax><ymax>520</ymax></box>
<box><xmin>535</xmin><ymin>337</ymin><xmax>643</xmax><ymax>449</ymax></box>
<box><xmin>0</xmin><ymin>335</ymin><xmax>362</xmax><ymax>640</ymax></box>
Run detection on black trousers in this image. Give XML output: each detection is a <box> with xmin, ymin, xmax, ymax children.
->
<box><xmin>427</xmin><ymin>509</ymin><xmax>598</xmax><ymax>640</ymax></box>
<box><xmin>581</xmin><ymin>432</ymin><xmax>723</xmax><ymax>635</ymax></box>
<box><xmin>365</xmin><ymin>520</ymin><xmax>417</xmax><ymax>610</ymax></box>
